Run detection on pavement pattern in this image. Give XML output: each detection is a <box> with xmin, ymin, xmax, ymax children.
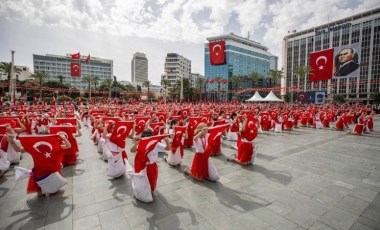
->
<box><xmin>1</xmin><ymin>116</ymin><xmax>380</xmax><ymax>230</ymax></box>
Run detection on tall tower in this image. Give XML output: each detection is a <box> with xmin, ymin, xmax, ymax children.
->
<box><xmin>131</xmin><ymin>52</ymin><xmax>148</xmax><ymax>84</ymax></box>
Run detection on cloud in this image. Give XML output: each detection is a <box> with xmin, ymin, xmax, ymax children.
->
<box><xmin>0</xmin><ymin>0</ymin><xmax>377</xmax><ymax>75</ymax></box>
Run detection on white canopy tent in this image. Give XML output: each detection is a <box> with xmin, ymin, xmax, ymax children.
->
<box><xmin>245</xmin><ymin>91</ymin><xmax>264</xmax><ymax>102</ymax></box>
<box><xmin>263</xmin><ymin>91</ymin><xmax>283</xmax><ymax>102</ymax></box>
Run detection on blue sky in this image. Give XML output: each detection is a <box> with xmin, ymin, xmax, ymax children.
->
<box><xmin>0</xmin><ymin>0</ymin><xmax>378</xmax><ymax>85</ymax></box>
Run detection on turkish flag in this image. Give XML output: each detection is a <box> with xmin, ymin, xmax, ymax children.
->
<box><xmin>207</xmin><ymin>124</ymin><xmax>229</xmax><ymax>143</ymax></box>
<box><xmin>171</xmin><ymin>126</ymin><xmax>186</xmax><ymax>156</ymax></box>
<box><xmin>135</xmin><ymin>116</ymin><xmax>150</xmax><ymax>135</ymax></box>
<box><xmin>209</xmin><ymin>41</ymin><xmax>226</xmax><ymax>65</ymax></box>
<box><xmin>310</xmin><ymin>48</ymin><xmax>333</xmax><ymax>81</ymax></box>
<box><xmin>0</xmin><ymin>117</ymin><xmax>20</xmax><ymax>128</ymax></box>
<box><xmin>71</xmin><ymin>52</ymin><xmax>80</xmax><ymax>59</ymax></box>
<box><xmin>71</xmin><ymin>63</ymin><xmax>81</xmax><ymax>77</ymax></box>
<box><xmin>18</xmin><ymin>135</ymin><xmax>63</xmax><ymax>179</ymax></box>
<box><xmin>85</xmin><ymin>53</ymin><xmax>91</xmax><ymax>64</ymax></box>
<box><xmin>156</xmin><ymin>112</ymin><xmax>167</xmax><ymax>123</ymax></box>
<box><xmin>149</xmin><ymin>122</ymin><xmax>164</xmax><ymax>135</ymax></box>
<box><xmin>55</xmin><ymin>118</ymin><xmax>76</xmax><ymax>126</ymax></box>
<box><xmin>109</xmin><ymin>121</ymin><xmax>134</xmax><ymax>148</ymax></box>
<box><xmin>135</xmin><ymin>134</ymin><xmax>169</xmax><ymax>173</ymax></box>
<box><xmin>242</xmin><ymin>116</ymin><xmax>258</xmax><ymax>141</ymax></box>
<box><xmin>179</xmin><ymin>108</ymin><xmax>190</xmax><ymax>119</ymax></box>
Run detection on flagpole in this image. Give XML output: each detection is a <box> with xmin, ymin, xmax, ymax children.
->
<box><xmin>9</xmin><ymin>50</ymin><xmax>15</xmax><ymax>104</ymax></box>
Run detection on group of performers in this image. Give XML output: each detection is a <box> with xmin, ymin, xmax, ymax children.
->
<box><xmin>0</xmin><ymin>101</ymin><xmax>376</xmax><ymax>202</ymax></box>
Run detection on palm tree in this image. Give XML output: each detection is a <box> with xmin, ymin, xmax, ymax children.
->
<box><xmin>194</xmin><ymin>77</ymin><xmax>205</xmax><ymax>101</ymax></box>
<box><xmin>292</xmin><ymin>66</ymin><xmax>311</xmax><ymax>102</ymax></box>
<box><xmin>293</xmin><ymin>66</ymin><xmax>311</xmax><ymax>91</ymax></box>
<box><xmin>142</xmin><ymin>80</ymin><xmax>152</xmax><ymax>101</ymax></box>
<box><xmin>249</xmin><ymin>72</ymin><xmax>263</xmax><ymax>88</ymax></box>
<box><xmin>160</xmin><ymin>79</ymin><xmax>169</xmax><ymax>102</ymax></box>
<box><xmin>81</xmin><ymin>76</ymin><xmax>92</xmax><ymax>90</ymax></box>
<box><xmin>0</xmin><ymin>62</ymin><xmax>21</xmax><ymax>86</ymax></box>
<box><xmin>92</xmin><ymin>76</ymin><xmax>100</xmax><ymax>90</ymax></box>
<box><xmin>231</xmin><ymin>75</ymin><xmax>244</xmax><ymax>100</ymax></box>
<box><xmin>58</xmin><ymin>75</ymin><xmax>64</xmax><ymax>84</ymax></box>
<box><xmin>268</xmin><ymin>69</ymin><xmax>283</xmax><ymax>87</ymax></box>
<box><xmin>31</xmin><ymin>71</ymin><xmax>48</xmax><ymax>99</ymax></box>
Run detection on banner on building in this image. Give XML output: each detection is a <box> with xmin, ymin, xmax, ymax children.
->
<box><xmin>309</xmin><ymin>48</ymin><xmax>334</xmax><ymax>81</ymax></box>
<box><xmin>71</xmin><ymin>63</ymin><xmax>81</xmax><ymax>77</ymax></box>
<box><xmin>208</xmin><ymin>41</ymin><xmax>226</xmax><ymax>65</ymax></box>
<box><xmin>333</xmin><ymin>43</ymin><xmax>360</xmax><ymax>79</ymax></box>
<box><xmin>297</xmin><ymin>91</ymin><xmax>326</xmax><ymax>104</ymax></box>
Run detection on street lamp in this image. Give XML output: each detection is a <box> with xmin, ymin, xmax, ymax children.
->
<box><xmin>9</xmin><ymin>50</ymin><xmax>15</xmax><ymax>103</ymax></box>
<box><xmin>179</xmin><ymin>75</ymin><xmax>183</xmax><ymax>102</ymax></box>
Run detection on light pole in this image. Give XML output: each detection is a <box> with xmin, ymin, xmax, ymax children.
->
<box><xmin>180</xmin><ymin>75</ymin><xmax>183</xmax><ymax>102</ymax></box>
<box><xmin>9</xmin><ymin>50</ymin><xmax>15</xmax><ymax>103</ymax></box>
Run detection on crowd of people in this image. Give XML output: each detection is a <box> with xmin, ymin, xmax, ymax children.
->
<box><xmin>0</xmin><ymin>100</ymin><xmax>377</xmax><ymax>202</ymax></box>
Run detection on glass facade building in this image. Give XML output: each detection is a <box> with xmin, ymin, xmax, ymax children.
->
<box><xmin>282</xmin><ymin>8</ymin><xmax>380</xmax><ymax>103</ymax></box>
<box><xmin>205</xmin><ymin>33</ymin><xmax>273</xmax><ymax>101</ymax></box>
<box><xmin>33</xmin><ymin>54</ymin><xmax>113</xmax><ymax>90</ymax></box>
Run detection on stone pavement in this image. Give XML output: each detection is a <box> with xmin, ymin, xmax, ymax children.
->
<box><xmin>1</xmin><ymin>117</ymin><xmax>380</xmax><ymax>230</ymax></box>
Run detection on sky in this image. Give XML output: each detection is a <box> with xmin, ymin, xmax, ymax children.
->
<box><xmin>0</xmin><ymin>0</ymin><xmax>378</xmax><ymax>85</ymax></box>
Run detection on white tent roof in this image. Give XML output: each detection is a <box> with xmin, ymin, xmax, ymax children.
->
<box><xmin>263</xmin><ymin>91</ymin><xmax>283</xmax><ymax>102</ymax></box>
<box><xmin>246</xmin><ymin>91</ymin><xmax>264</xmax><ymax>102</ymax></box>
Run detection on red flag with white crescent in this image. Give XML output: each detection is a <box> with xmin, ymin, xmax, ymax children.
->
<box><xmin>55</xmin><ymin>118</ymin><xmax>77</xmax><ymax>126</ymax></box>
<box><xmin>209</xmin><ymin>41</ymin><xmax>226</xmax><ymax>65</ymax></box>
<box><xmin>71</xmin><ymin>63</ymin><xmax>81</xmax><ymax>77</ymax></box>
<box><xmin>135</xmin><ymin>134</ymin><xmax>169</xmax><ymax>173</ymax></box>
<box><xmin>71</xmin><ymin>52</ymin><xmax>80</xmax><ymax>59</ymax></box>
<box><xmin>109</xmin><ymin>121</ymin><xmax>134</xmax><ymax>148</ymax></box>
<box><xmin>135</xmin><ymin>116</ymin><xmax>150</xmax><ymax>134</ymax></box>
<box><xmin>310</xmin><ymin>48</ymin><xmax>333</xmax><ymax>81</ymax></box>
<box><xmin>18</xmin><ymin>134</ymin><xmax>63</xmax><ymax>178</ymax></box>
<box><xmin>242</xmin><ymin>116</ymin><xmax>258</xmax><ymax>141</ymax></box>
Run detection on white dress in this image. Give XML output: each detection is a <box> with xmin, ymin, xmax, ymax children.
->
<box><xmin>131</xmin><ymin>142</ymin><xmax>166</xmax><ymax>202</ymax></box>
<box><xmin>166</xmin><ymin>129</ymin><xmax>183</xmax><ymax>166</ymax></box>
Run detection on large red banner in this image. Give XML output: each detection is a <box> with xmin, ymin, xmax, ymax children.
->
<box><xmin>309</xmin><ymin>48</ymin><xmax>333</xmax><ymax>81</ymax></box>
<box><xmin>70</xmin><ymin>63</ymin><xmax>81</xmax><ymax>77</ymax></box>
<box><xmin>209</xmin><ymin>41</ymin><xmax>226</xmax><ymax>65</ymax></box>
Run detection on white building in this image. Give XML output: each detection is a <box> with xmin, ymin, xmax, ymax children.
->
<box><xmin>189</xmin><ymin>73</ymin><xmax>204</xmax><ymax>89</ymax></box>
<box><xmin>33</xmin><ymin>54</ymin><xmax>113</xmax><ymax>90</ymax></box>
<box><xmin>0</xmin><ymin>65</ymin><xmax>32</xmax><ymax>81</ymax></box>
<box><xmin>131</xmin><ymin>52</ymin><xmax>148</xmax><ymax>84</ymax></box>
<box><xmin>282</xmin><ymin>8</ymin><xmax>380</xmax><ymax>103</ymax></box>
<box><xmin>162</xmin><ymin>53</ymin><xmax>191</xmax><ymax>89</ymax></box>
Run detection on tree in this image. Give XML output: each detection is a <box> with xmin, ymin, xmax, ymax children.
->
<box><xmin>142</xmin><ymin>80</ymin><xmax>152</xmax><ymax>101</ymax></box>
<box><xmin>58</xmin><ymin>75</ymin><xmax>64</xmax><ymax>84</ymax></box>
<box><xmin>92</xmin><ymin>76</ymin><xmax>100</xmax><ymax>90</ymax></box>
<box><xmin>269</xmin><ymin>69</ymin><xmax>283</xmax><ymax>87</ymax></box>
<box><xmin>31</xmin><ymin>71</ymin><xmax>48</xmax><ymax>99</ymax></box>
<box><xmin>160</xmin><ymin>79</ymin><xmax>169</xmax><ymax>102</ymax></box>
<box><xmin>194</xmin><ymin>77</ymin><xmax>205</xmax><ymax>100</ymax></box>
<box><xmin>99</xmin><ymin>78</ymin><xmax>113</xmax><ymax>91</ymax></box>
<box><xmin>333</xmin><ymin>95</ymin><xmax>346</xmax><ymax>104</ymax></box>
<box><xmin>231</xmin><ymin>75</ymin><xmax>243</xmax><ymax>100</ymax></box>
<box><xmin>249</xmin><ymin>72</ymin><xmax>263</xmax><ymax>88</ymax></box>
<box><xmin>81</xmin><ymin>76</ymin><xmax>92</xmax><ymax>90</ymax></box>
<box><xmin>293</xmin><ymin>66</ymin><xmax>311</xmax><ymax>91</ymax></box>
<box><xmin>371</xmin><ymin>92</ymin><xmax>380</xmax><ymax>103</ymax></box>
<box><xmin>0</xmin><ymin>62</ymin><xmax>21</xmax><ymax>86</ymax></box>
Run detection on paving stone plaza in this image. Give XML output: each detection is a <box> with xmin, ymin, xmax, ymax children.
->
<box><xmin>1</xmin><ymin>116</ymin><xmax>380</xmax><ymax>230</ymax></box>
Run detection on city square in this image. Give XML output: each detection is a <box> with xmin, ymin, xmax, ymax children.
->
<box><xmin>1</xmin><ymin>1</ymin><xmax>380</xmax><ymax>230</ymax></box>
<box><xmin>0</xmin><ymin>116</ymin><xmax>379</xmax><ymax>230</ymax></box>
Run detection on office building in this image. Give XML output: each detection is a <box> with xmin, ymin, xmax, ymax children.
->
<box><xmin>162</xmin><ymin>53</ymin><xmax>191</xmax><ymax>88</ymax></box>
<box><xmin>282</xmin><ymin>8</ymin><xmax>380</xmax><ymax>103</ymax></box>
<box><xmin>205</xmin><ymin>33</ymin><xmax>273</xmax><ymax>101</ymax></box>
<box><xmin>131</xmin><ymin>52</ymin><xmax>148</xmax><ymax>84</ymax></box>
<box><xmin>33</xmin><ymin>54</ymin><xmax>113</xmax><ymax>90</ymax></box>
